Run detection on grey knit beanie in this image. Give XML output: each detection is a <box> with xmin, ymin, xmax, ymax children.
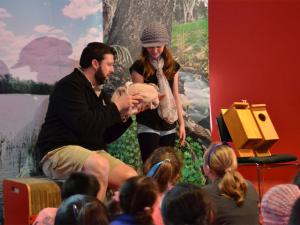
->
<box><xmin>140</xmin><ymin>23</ymin><xmax>169</xmax><ymax>47</ymax></box>
<box><xmin>261</xmin><ymin>184</ymin><xmax>300</xmax><ymax>225</ymax></box>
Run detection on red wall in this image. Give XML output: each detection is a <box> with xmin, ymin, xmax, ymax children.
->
<box><xmin>209</xmin><ymin>0</ymin><xmax>300</xmax><ymax>182</ymax></box>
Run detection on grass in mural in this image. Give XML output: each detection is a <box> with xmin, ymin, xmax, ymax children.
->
<box><xmin>172</xmin><ymin>18</ymin><xmax>208</xmax><ymax>78</ymax></box>
<box><xmin>108</xmin><ymin>118</ymin><xmax>206</xmax><ymax>186</ymax></box>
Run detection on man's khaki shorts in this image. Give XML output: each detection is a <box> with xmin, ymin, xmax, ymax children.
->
<box><xmin>40</xmin><ymin>145</ymin><xmax>123</xmax><ymax>180</ymax></box>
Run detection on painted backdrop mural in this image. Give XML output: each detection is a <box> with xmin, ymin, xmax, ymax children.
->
<box><xmin>103</xmin><ymin>0</ymin><xmax>209</xmax><ymax>185</ymax></box>
<box><xmin>0</xmin><ymin>0</ymin><xmax>103</xmax><ymax>221</ymax></box>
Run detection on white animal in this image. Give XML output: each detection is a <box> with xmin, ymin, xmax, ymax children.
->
<box><xmin>111</xmin><ymin>82</ymin><xmax>160</xmax><ymax>116</ymax></box>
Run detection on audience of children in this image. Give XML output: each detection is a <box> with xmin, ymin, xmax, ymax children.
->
<box><xmin>261</xmin><ymin>183</ymin><xmax>300</xmax><ymax>225</ymax></box>
<box><xmin>143</xmin><ymin>146</ymin><xmax>182</xmax><ymax>225</ymax></box>
<box><xmin>162</xmin><ymin>183</ymin><xmax>213</xmax><ymax>225</ymax></box>
<box><xmin>110</xmin><ymin>175</ymin><xmax>159</xmax><ymax>225</ymax></box>
<box><xmin>202</xmin><ymin>143</ymin><xmax>259</xmax><ymax>225</ymax></box>
<box><xmin>31</xmin><ymin>144</ymin><xmax>300</xmax><ymax>225</ymax></box>
<box><xmin>33</xmin><ymin>172</ymin><xmax>100</xmax><ymax>225</ymax></box>
<box><xmin>54</xmin><ymin>194</ymin><xmax>109</xmax><ymax>225</ymax></box>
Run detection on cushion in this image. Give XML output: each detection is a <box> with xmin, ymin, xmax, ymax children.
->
<box><xmin>238</xmin><ymin>154</ymin><xmax>298</xmax><ymax>164</ymax></box>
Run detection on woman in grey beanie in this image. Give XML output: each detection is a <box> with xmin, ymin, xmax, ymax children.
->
<box><xmin>129</xmin><ymin>22</ymin><xmax>186</xmax><ymax>162</ymax></box>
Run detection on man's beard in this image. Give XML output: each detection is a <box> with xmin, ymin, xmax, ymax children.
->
<box><xmin>95</xmin><ymin>67</ymin><xmax>107</xmax><ymax>85</ymax></box>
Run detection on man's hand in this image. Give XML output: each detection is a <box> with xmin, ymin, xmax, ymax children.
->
<box><xmin>114</xmin><ymin>93</ymin><xmax>143</xmax><ymax>113</ymax></box>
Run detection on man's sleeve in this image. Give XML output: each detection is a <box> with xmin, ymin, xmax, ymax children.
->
<box><xmin>104</xmin><ymin>117</ymin><xmax>133</xmax><ymax>143</ymax></box>
<box><xmin>52</xmin><ymin>81</ymin><xmax>122</xmax><ymax>138</ymax></box>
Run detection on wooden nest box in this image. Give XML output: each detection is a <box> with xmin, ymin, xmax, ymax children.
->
<box><xmin>222</xmin><ymin>101</ymin><xmax>279</xmax><ymax>157</ymax></box>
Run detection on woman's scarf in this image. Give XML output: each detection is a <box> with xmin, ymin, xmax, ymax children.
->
<box><xmin>151</xmin><ymin>58</ymin><xmax>178</xmax><ymax>124</ymax></box>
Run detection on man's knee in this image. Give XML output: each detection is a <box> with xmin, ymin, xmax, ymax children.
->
<box><xmin>117</xmin><ymin>164</ymin><xmax>138</xmax><ymax>181</ymax></box>
<box><xmin>125</xmin><ymin>166</ymin><xmax>138</xmax><ymax>178</ymax></box>
<box><xmin>108</xmin><ymin>164</ymin><xmax>137</xmax><ymax>190</ymax></box>
<box><xmin>83</xmin><ymin>153</ymin><xmax>110</xmax><ymax>178</ymax></box>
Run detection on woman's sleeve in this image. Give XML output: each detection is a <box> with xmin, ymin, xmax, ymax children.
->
<box><xmin>129</xmin><ymin>60</ymin><xmax>145</xmax><ymax>75</ymax></box>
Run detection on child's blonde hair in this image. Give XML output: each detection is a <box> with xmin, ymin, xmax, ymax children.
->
<box><xmin>204</xmin><ymin>143</ymin><xmax>247</xmax><ymax>206</ymax></box>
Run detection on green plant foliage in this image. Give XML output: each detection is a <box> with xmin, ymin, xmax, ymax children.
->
<box><xmin>108</xmin><ymin>118</ymin><xmax>207</xmax><ymax>186</ymax></box>
<box><xmin>107</xmin><ymin>117</ymin><xmax>142</xmax><ymax>170</ymax></box>
<box><xmin>0</xmin><ymin>74</ymin><xmax>53</xmax><ymax>94</ymax></box>
<box><xmin>175</xmin><ymin>136</ymin><xmax>206</xmax><ymax>186</ymax></box>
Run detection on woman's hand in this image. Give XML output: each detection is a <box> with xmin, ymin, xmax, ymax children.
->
<box><xmin>178</xmin><ymin>123</ymin><xmax>186</xmax><ymax>146</ymax></box>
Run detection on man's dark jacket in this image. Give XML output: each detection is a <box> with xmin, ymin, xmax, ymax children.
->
<box><xmin>36</xmin><ymin>68</ymin><xmax>131</xmax><ymax>158</ymax></box>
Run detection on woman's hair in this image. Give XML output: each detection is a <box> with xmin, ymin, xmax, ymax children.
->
<box><xmin>55</xmin><ymin>194</ymin><xmax>109</xmax><ymax>225</ymax></box>
<box><xmin>139</xmin><ymin>46</ymin><xmax>176</xmax><ymax>79</ymax></box>
<box><xmin>119</xmin><ymin>175</ymin><xmax>159</xmax><ymax>225</ymax></box>
<box><xmin>204</xmin><ymin>143</ymin><xmax>247</xmax><ymax>206</ymax></box>
<box><xmin>161</xmin><ymin>183</ymin><xmax>213</xmax><ymax>225</ymax></box>
<box><xmin>143</xmin><ymin>146</ymin><xmax>182</xmax><ymax>193</ymax></box>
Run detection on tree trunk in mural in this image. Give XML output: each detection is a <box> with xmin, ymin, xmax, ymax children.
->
<box><xmin>173</xmin><ymin>0</ymin><xmax>207</xmax><ymax>23</ymax></box>
<box><xmin>107</xmin><ymin>0</ymin><xmax>175</xmax><ymax>61</ymax></box>
<box><xmin>103</xmin><ymin>0</ymin><xmax>119</xmax><ymax>38</ymax></box>
<box><xmin>183</xmin><ymin>0</ymin><xmax>196</xmax><ymax>23</ymax></box>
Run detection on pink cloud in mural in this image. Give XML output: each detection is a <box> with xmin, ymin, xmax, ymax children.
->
<box><xmin>11</xmin><ymin>36</ymin><xmax>77</xmax><ymax>84</ymax></box>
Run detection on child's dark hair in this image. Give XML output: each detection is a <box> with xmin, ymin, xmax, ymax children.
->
<box><xmin>55</xmin><ymin>194</ymin><xmax>109</xmax><ymax>225</ymax></box>
<box><xmin>119</xmin><ymin>175</ymin><xmax>159</xmax><ymax>225</ymax></box>
<box><xmin>293</xmin><ymin>172</ymin><xmax>300</xmax><ymax>189</ymax></box>
<box><xmin>79</xmin><ymin>42</ymin><xmax>115</xmax><ymax>68</ymax></box>
<box><xmin>288</xmin><ymin>197</ymin><xmax>300</xmax><ymax>225</ymax></box>
<box><xmin>144</xmin><ymin>146</ymin><xmax>182</xmax><ymax>193</ymax></box>
<box><xmin>61</xmin><ymin>172</ymin><xmax>100</xmax><ymax>200</ymax></box>
<box><xmin>161</xmin><ymin>183</ymin><xmax>213</xmax><ymax>225</ymax></box>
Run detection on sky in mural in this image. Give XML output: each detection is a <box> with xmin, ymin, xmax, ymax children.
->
<box><xmin>0</xmin><ymin>0</ymin><xmax>103</xmax><ymax>83</ymax></box>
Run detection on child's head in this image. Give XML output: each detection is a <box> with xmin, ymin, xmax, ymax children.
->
<box><xmin>261</xmin><ymin>184</ymin><xmax>300</xmax><ymax>225</ymax></box>
<box><xmin>140</xmin><ymin>22</ymin><xmax>169</xmax><ymax>61</ymax></box>
<box><xmin>144</xmin><ymin>146</ymin><xmax>182</xmax><ymax>193</ymax></box>
<box><xmin>138</xmin><ymin>23</ymin><xmax>175</xmax><ymax>79</ymax></box>
<box><xmin>119</xmin><ymin>175</ymin><xmax>159</xmax><ymax>225</ymax></box>
<box><xmin>203</xmin><ymin>143</ymin><xmax>237</xmax><ymax>177</ymax></box>
<box><xmin>140</xmin><ymin>22</ymin><xmax>169</xmax><ymax>48</ymax></box>
<box><xmin>61</xmin><ymin>172</ymin><xmax>100</xmax><ymax>200</ymax></box>
<box><xmin>161</xmin><ymin>183</ymin><xmax>213</xmax><ymax>225</ymax></box>
<box><xmin>55</xmin><ymin>194</ymin><xmax>109</xmax><ymax>225</ymax></box>
<box><xmin>203</xmin><ymin>143</ymin><xmax>247</xmax><ymax>206</ymax></box>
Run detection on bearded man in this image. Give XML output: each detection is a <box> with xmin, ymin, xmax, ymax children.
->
<box><xmin>36</xmin><ymin>42</ymin><xmax>142</xmax><ymax>201</ymax></box>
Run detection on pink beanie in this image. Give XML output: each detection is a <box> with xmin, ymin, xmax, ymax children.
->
<box><xmin>261</xmin><ymin>184</ymin><xmax>300</xmax><ymax>225</ymax></box>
